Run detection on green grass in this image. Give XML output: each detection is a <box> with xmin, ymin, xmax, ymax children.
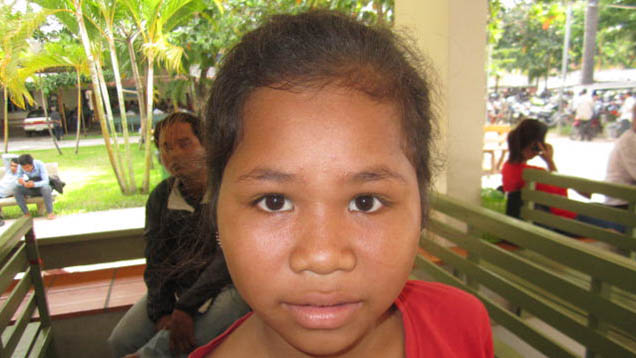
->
<box><xmin>555</xmin><ymin>123</ymin><xmax>572</xmax><ymax>136</ymax></box>
<box><xmin>480</xmin><ymin>188</ymin><xmax>506</xmax><ymax>244</ymax></box>
<box><xmin>481</xmin><ymin>187</ymin><xmax>506</xmax><ymax>214</ymax></box>
<box><xmin>3</xmin><ymin>145</ymin><xmax>164</xmax><ymax>219</ymax></box>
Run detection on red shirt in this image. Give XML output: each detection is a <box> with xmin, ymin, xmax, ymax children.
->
<box><xmin>501</xmin><ymin>162</ymin><xmax>577</xmax><ymax>219</ymax></box>
<box><xmin>189</xmin><ymin>281</ymin><xmax>493</xmax><ymax>358</ymax></box>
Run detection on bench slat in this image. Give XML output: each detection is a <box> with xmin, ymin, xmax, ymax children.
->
<box><xmin>0</xmin><ymin>218</ymin><xmax>52</xmax><ymax>358</ymax></box>
<box><xmin>414</xmin><ymin>254</ymin><xmax>579</xmax><ymax>358</ymax></box>
<box><xmin>521</xmin><ymin>208</ymin><xmax>634</xmax><ymax>251</ymax></box>
<box><xmin>30</xmin><ymin>324</ymin><xmax>52</xmax><ymax>358</ymax></box>
<box><xmin>522</xmin><ymin>189</ymin><xmax>636</xmax><ymax>227</ymax></box>
<box><xmin>0</xmin><ymin>244</ymin><xmax>27</xmax><ymax>297</ymax></box>
<box><xmin>428</xmin><ymin>218</ymin><xmax>636</xmax><ymax>335</ymax></box>
<box><xmin>420</xmin><ymin>238</ymin><xmax>636</xmax><ymax>357</ymax></box>
<box><xmin>0</xmin><ymin>266</ymin><xmax>32</xmax><ymax>333</ymax></box>
<box><xmin>523</xmin><ymin>169</ymin><xmax>636</xmax><ymax>202</ymax></box>
<box><xmin>431</xmin><ymin>193</ymin><xmax>636</xmax><ymax>293</ymax></box>
<box><xmin>0</xmin><ymin>217</ymin><xmax>32</xmax><ymax>264</ymax></box>
<box><xmin>2</xmin><ymin>294</ymin><xmax>37</xmax><ymax>358</ymax></box>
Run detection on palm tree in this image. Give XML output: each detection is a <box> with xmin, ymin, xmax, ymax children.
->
<box><xmin>74</xmin><ymin>0</ymin><xmax>127</xmax><ymax>192</ymax></box>
<box><xmin>0</xmin><ymin>7</ymin><xmax>52</xmax><ymax>153</ymax></box>
<box><xmin>88</xmin><ymin>0</ymin><xmax>138</xmax><ymax>192</ymax></box>
<box><xmin>34</xmin><ymin>0</ymin><xmax>129</xmax><ymax>192</ymax></box>
<box><xmin>22</xmin><ymin>40</ymin><xmax>90</xmax><ymax>153</ymax></box>
<box><xmin>120</xmin><ymin>0</ymin><xmax>203</xmax><ymax>193</ymax></box>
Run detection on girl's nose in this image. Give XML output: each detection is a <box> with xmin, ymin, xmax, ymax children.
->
<box><xmin>289</xmin><ymin>210</ymin><xmax>356</xmax><ymax>275</ymax></box>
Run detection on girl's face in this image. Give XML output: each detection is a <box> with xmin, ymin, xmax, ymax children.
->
<box><xmin>521</xmin><ymin>141</ymin><xmax>541</xmax><ymax>161</ymax></box>
<box><xmin>216</xmin><ymin>85</ymin><xmax>422</xmax><ymax>356</ymax></box>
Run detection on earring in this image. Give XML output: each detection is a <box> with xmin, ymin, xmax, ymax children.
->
<box><xmin>215</xmin><ymin>232</ymin><xmax>222</xmax><ymax>248</ymax></box>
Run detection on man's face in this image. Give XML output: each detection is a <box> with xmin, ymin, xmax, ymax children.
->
<box><xmin>158</xmin><ymin>121</ymin><xmax>205</xmax><ymax>180</ymax></box>
<box><xmin>9</xmin><ymin>162</ymin><xmax>18</xmax><ymax>174</ymax></box>
<box><xmin>22</xmin><ymin>164</ymin><xmax>34</xmax><ymax>173</ymax></box>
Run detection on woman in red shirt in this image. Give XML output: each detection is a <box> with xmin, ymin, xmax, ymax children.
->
<box><xmin>501</xmin><ymin>119</ymin><xmax>576</xmax><ymax>219</ymax></box>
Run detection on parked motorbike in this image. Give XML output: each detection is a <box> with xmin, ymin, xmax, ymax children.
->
<box><xmin>569</xmin><ymin>117</ymin><xmax>602</xmax><ymax>141</ymax></box>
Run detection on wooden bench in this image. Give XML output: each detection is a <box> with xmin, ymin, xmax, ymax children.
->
<box><xmin>0</xmin><ymin>217</ymin><xmax>54</xmax><ymax>358</ymax></box>
<box><xmin>1</xmin><ymin>223</ymin><xmax>145</xmax><ymax>357</ymax></box>
<box><xmin>0</xmin><ymin>163</ymin><xmax>59</xmax><ymax>216</ymax></box>
<box><xmin>521</xmin><ymin>169</ymin><xmax>636</xmax><ymax>257</ymax></box>
<box><xmin>483</xmin><ymin>124</ymin><xmax>510</xmax><ymax>175</ymax></box>
<box><xmin>413</xmin><ymin>192</ymin><xmax>636</xmax><ymax>358</ymax></box>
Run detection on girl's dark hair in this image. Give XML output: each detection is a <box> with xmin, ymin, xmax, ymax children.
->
<box><xmin>206</xmin><ymin>10</ymin><xmax>437</xmax><ymax>226</ymax></box>
<box><xmin>153</xmin><ymin>112</ymin><xmax>202</xmax><ymax>148</ymax></box>
<box><xmin>507</xmin><ymin>119</ymin><xmax>548</xmax><ymax>163</ymax></box>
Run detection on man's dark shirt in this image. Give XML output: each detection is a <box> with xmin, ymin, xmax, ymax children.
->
<box><xmin>144</xmin><ymin>177</ymin><xmax>231</xmax><ymax>322</ymax></box>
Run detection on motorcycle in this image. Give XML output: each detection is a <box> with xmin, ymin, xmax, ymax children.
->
<box><xmin>569</xmin><ymin>116</ymin><xmax>602</xmax><ymax>141</ymax></box>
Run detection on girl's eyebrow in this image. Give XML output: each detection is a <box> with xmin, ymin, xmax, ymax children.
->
<box><xmin>349</xmin><ymin>166</ymin><xmax>407</xmax><ymax>184</ymax></box>
<box><xmin>236</xmin><ymin>166</ymin><xmax>406</xmax><ymax>184</ymax></box>
<box><xmin>237</xmin><ymin>168</ymin><xmax>296</xmax><ymax>183</ymax></box>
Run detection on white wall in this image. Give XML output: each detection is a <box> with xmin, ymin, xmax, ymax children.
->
<box><xmin>395</xmin><ymin>0</ymin><xmax>487</xmax><ymax>204</ymax></box>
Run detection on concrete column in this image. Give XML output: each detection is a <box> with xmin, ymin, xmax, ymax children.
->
<box><xmin>395</xmin><ymin>0</ymin><xmax>487</xmax><ymax>205</ymax></box>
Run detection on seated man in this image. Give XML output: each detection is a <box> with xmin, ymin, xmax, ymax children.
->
<box><xmin>605</xmin><ymin>102</ymin><xmax>636</xmax><ymax>207</ymax></box>
<box><xmin>14</xmin><ymin>154</ymin><xmax>55</xmax><ymax>220</ymax></box>
<box><xmin>0</xmin><ymin>154</ymin><xmax>20</xmax><ymax>226</ymax></box>
<box><xmin>108</xmin><ymin>112</ymin><xmax>249</xmax><ymax>358</ymax></box>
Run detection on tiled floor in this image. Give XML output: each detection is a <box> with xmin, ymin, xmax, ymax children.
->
<box><xmin>2</xmin><ymin>264</ymin><xmax>146</xmax><ymax>321</ymax></box>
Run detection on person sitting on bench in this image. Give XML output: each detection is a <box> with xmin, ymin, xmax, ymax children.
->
<box><xmin>501</xmin><ymin>119</ymin><xmax>575</xmax><ymax>220</ymax></box>
<box><xmin>14</xmin><ymin>154</ymin><xmax>56</xmax><ymax>220</ymax></box>
<box><xmin>0</xmin><ymin>154</ymin><xmax>20</xmax><ymax>226</ymax></box>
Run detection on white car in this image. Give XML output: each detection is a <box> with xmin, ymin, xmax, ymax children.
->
<box><xmin>23</xmin><ymin>109</ymin><xmax>53</xmax><ymax>136</ymax></box>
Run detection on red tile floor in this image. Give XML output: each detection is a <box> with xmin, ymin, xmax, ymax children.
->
<box><xmin>1</xmin><ymin>264</ymin><xmax>145</xmax><ymax>321</ymax></box>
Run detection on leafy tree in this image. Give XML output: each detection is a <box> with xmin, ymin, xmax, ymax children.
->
<box><xmin>22</xmin><ymin>39</ymin><xmax>90</xmax><ymax>153</ymax></box>
<box><xmin>597</xmin><ymin>0</ymin><xmax>635</xmax><ymax>68</ymax></box>
<box><xmin>170</xmin><ymin>0</ymin><xmax>393</xmax><ymax>116</ymax></box>
<box><xmin>0</xmin><ymin>6</ymin><xmax>52</xmax><ymax>152</ymax></box>
<box><xmin>120</xmin><ymin>0</ymin><xmax>204</xmax><ymax>193</ymax></box>
<box><xmin>493</xmin><ymin>2</ymin><xmax>567</xmax><ymax>85</ymax></box>
<box><xmin>489</xmin><ymin>0</ymin><xmax>635</xmax><ymax>86</ymax></box>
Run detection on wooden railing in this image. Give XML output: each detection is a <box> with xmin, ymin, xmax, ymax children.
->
<box><xmin>414</xmin><ymin>193</ymin><xmax>636</xmax><ymax>358</ymax></box>
<box><xmin>0</xmin><ymin>217</ymin><xmax>54</xmax><ymax>358</ymax></box>
<box><xmin>522</xmin><ymin>169</ymin><xmax>636</xmax><ymax>257</ymax></box>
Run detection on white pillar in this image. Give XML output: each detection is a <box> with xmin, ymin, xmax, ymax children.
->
<box><xmin>395</xmin><ymin>0</ymin><xmax>487</xmax><ymax>205</ymax></box>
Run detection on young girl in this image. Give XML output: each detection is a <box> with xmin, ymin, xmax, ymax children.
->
<box><xmin>501</xmin><ymin>119</ymin><xmax>575</xmax><ymax>219</ymax></box>
<box><xmin>191</xmin><ymin>11</ymin><xmax>493</xmax><ymax>358</ymax></box>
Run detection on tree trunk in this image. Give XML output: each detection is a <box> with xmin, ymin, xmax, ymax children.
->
<box><xmin>107</xmin><ymin>30</ymin><xmax>136</xmax><ymax>194</ymax></box>
<box><xmin>127</xmin><ymin>34</ymin><xmax>147</xmax><ymax>148</ymax></box>
<box><xmin>95</xmin><ymin>56</ymin><xmax>128</xmax><ymax>190</ymax></box>
<box><xmin>581</xmin><ymin>0</ymin><xmax>599</xmax><ymax>85</ymax></box>
<box><xmin>58</xmin><ymin>89</ymin><xmax>67</xmax><ymax>134</ymax></box>
<box><xmin>40</xmin><ymin>78</ymin><xmax>63</xmax><ymax>155</ymax></box>
<box><xmin>142</xmin><ymin>56</ymin><xmax>155</xmax><ymax>194</ymax></box>
<box><xmin>74</xmin><ymin>0</ymin><xmax>126</xmax><ymax>192</ymax></box>
<box><xmin>194</xmin><ymin>66</ymin><xmax>210</xmax><ymax>117</ymax></box>
<box><xmin>75</xmin><ymin>70</ymin><xmax>82</xmax><ymax>154</ymax></box>
<box><xmin>3</xmin><ymin>87</ymin><xmax>8</xmax><ymax>153</ymax></box>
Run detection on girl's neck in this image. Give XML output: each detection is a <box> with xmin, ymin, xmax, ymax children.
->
<box><xmin>224</xmin><ymin>308</ymin><xmax>405</xmax><ymax>358</ymax></box>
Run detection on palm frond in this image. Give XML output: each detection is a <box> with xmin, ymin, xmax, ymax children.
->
<box><xmin>144</xmin><ymin>38</ymin><xmax>183</xmax><ymax>73</ymax></box>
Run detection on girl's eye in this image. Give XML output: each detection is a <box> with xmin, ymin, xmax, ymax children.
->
<box><xmin>256</xmin><ymin>195</ymin><xmax>294</xmax><ymax>212</ymax></box>
<box><xmin>348</xmin><ymin>195</ymin><xmax>383</xmax><ymax>213</ymax></box>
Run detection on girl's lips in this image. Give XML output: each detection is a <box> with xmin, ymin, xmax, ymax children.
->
<box><xmin>282</xmin><ymin>301</ymin><xmax>362</xmax><ymax>330</ymax></box>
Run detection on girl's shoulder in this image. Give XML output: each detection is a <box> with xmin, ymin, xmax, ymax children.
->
<box><xmin>397</xmin><ymin>280</ymin><xmax>485</xmax><ymax>312</ymax></box>
<box><xmin>396</xmin><ymin>280</ymin><xmax>493</xmax><ymax>358</ymax></box>
<box><xmin>189</xmin><ymin>312</ymin><xmax>253</xmax><ymax>358</ymax></box>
